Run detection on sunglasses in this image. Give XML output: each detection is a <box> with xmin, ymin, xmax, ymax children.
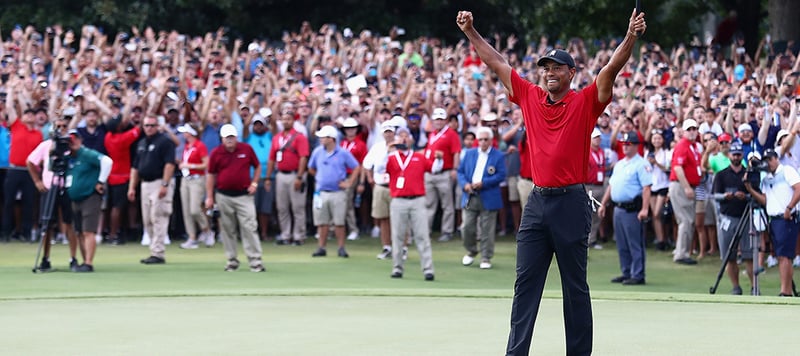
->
<box><xmin>477</xmin><ymin>138</ymin><xmax>491</xmax><ymax>141</ymax></box>
<box><xmin>143</xmin><ymin>124</ymin><xmax>158</xmax><ymax>127</ymax></box>
<box><xmin>686</xmin><ymin>127</ymin><xmax>698</xmax><ymax>131</ymax></box>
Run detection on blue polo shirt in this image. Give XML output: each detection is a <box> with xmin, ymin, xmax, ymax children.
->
<box><xmin>608</xmin><ymin>154</ymin><xmax>652</xmax><ymax>203</ymax></box>
<box><xmin>202</xmin><ymin>123</ymin><xmax>222</xmax><ymax>152</ymax></box>
<box><xmin>308</xmin><ymin>145</ymin><xmax>358</xmax><ymax>192</ymax></box>
<box><xmin>245</xmin><ymin>131</ymin><xmax>273</xmax><ymax>179</ymax></box>
<box><xmin>0</xmin><ymin>125</ymin><xmax>9</xmax><ymax>168</ymax></box>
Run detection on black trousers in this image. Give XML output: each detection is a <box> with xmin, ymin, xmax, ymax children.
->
<box><xmin>506</xmin><ymin>188</ymin><xmax>592</xmax><ymax>356</ymax></box>
<box><xmin>2</xmin><ymin>169</ymin><xmax>36</xmax><ymax>236</ymax></box>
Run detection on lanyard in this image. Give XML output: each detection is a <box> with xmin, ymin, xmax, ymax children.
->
<box><xmin>590</xmin><ymin>150</ymin><xmax>603</xmax><ymax>166</ymax></box>
<box><xmin>394</xmin><ymin>151</ymin><xmax>413</xmax><ymax>173</ymax></box>
<box><xmin>341</xmin><ymin>140</ymin><xmax>356</xmax><ymax>152</ymax></box>
<box><xmin>428</xmin><ymin>126</ymin><xmax>449</xmax><ymax>146</ymax></box>
<box><xmin>183</xmin><ymin>144</ymin><xmax>195</xmax><ymax>165</ymax></box>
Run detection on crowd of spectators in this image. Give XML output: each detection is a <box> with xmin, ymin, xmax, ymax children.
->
<box><xmin>1</xmin><ymin>21</ymin><xmax>799</xmax><ymax>275</ymax></box>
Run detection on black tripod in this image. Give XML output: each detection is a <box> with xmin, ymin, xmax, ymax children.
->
<box><xmin>709</xmin><ymin>199</ymin><xmax>764</xmax><ymax>294</ymax></box>
<box><xmin>31</xmin><ymin>152</ymin><xmax>69</xmax><ymax>273</ymax></box>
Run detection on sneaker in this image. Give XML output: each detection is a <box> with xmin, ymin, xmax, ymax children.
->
<box><xmin>767</xmin><ymin>255</ymin><xmax>778</xmax><ymax>268</ymax></box>
<box><xmin>391</xmin><ymin>271</ymin><xmax>403</xmax><ymax>279</ymax></box>
<box><xmin>462</xmin><ymin>254</ymin><xmax>475</xmax><ymax>266</ymax></box>
<box><xmin>164</xmin><ymin>236</ymin><xmax>172</xmax><ymax>245</ymax></box>
<box><xmin>141</xmin><ymin>232</ymin><xmax>151</xmax><ymax>246</ymax></box>
<box><xmin>312</xmin><ymin>248</ymin><xmax>327</xmax><ymax>257</ymax></box>
<box><xmin>109</xmin><ymin>235</ymin><xmax>125</xmax><ymax>246</ymax></box>
<box><xmin>204</xmin><ymin>233</ymin><xmax>216</xmax><ymax>248</ymax></box>
<box><xmin>291</xmin><ymin>240</ymin><xmax>304</xmax><ymax>246</ymax></box>
<box><xmin>751</xmin><ymin>287</ymin><xmax>761</xmax><ymax>296</ymax></box>
<box><xmin>37</xmin><ymin>259</ymin><xmax>51</xmax><ymax>272</ymax></box>
<box><xmin>95</xmin><ymin>234</ymin><xmax>103</xmax><ymax>244</ymax></box>
<box><xmin>479</xmin><ymin>260</ymin><xmax>492</xmax><ymax>269</ymax></box>
<box><xmin>376</xmin><ymin>248</ymin><xmax>392</xmax><ymax>260</ymax></box>
<box><xmin>371</xmin><ymin>226</ymin><xmax>380</xmax><ymax>238</ymax></box>
<box><xmin>674</xmin><ymin>258</ymin><xmax>698</xmax><ymax>265</ymax></box>
<box><xmin>402</xmin><ymin>247</ymin><xmax>408</xmax><ymax>261</ymax></box>
<box><xmin>180</xmin><ymin>240</ymin><xmax>199</xmax><ymax>249</ymax></box>
<box><xmin>591</xmin><ymin>242</ymin><xmax>604</xmax><ymax>250</ymax></box>
<box><xmin>346</xmin><ymin>231</ymin><xmax>359</xmax><ymax>241</ymax></box>
<box><xmin>275</xmin><ymin>239</ymin><xmax>291</xmax><ymax>246</ymax></box>
<box><xmin>794</xmin><ymin>255</ymin><xmax>800</xmax><ymax>268</ymax></box>
<box><xmin>225</xmin><ymin>258</ymin><xmax>240</xmax><ymax>272</ymax></box>
<box><xmin>250</xmin><ymin>264</ymin><xmax>265</xmax><ymax>272</ymax></box>
<box><xmin>338</xmin><ymin>247</ymin><xmax>349</xmax><ymax>258</ymax></box>
<box><xmin>75</xmin><ymin>264</ymin><xmax>94</xmax><ymax>273</ymax></box>
<box><xmin>140</xmin><ymin>256</ymin><xmax>166</xmax><ymax>264</ymax></box>
<box><xmin>610</xmin><ymin>275</ymin><xmax>628</xmax><ymax>283</ymax></box>
<box><xmin>731</xmin><ymin>286</ymin><xmax>743</xmax><ymax>295</ymax></box>
<box><xmin>437</xmin><ymin>233</ymin><xmax>452</xmax><ymax>242</ymax></box>
<box><xmin>424</xmin><ymin>273</ymin><xmax>435</xmax><ymax>281</ymax></box>
<box><xmin>622</xmin><ymin>278</ymin><xmax>645</xmax><ymax>285</ymax></box>
<box><xmin>69</xmin><ymin>258</ymin><xmax>79</xmax><ymax>272</ymax></box>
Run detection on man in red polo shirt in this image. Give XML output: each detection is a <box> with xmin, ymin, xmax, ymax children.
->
<box><xmin>385</xmin><ymin>137</ymin><xmax>436</xmax><ymax>281</ymax></box>
<box><xmin>587</xmin><ymin>128</ymin><xmax>607</xmax><ymax>248</ymax></box>
<box><xmin>206</xmin><ymin>124</ymin><xmax>264</xmax><ymax>272</ymax></box>
<box><xmin>425</xmin><ymin>107</ymin><xmax>461</xmax><ymax>242</ymax></box>
<box><xmin>3</xmin><ymin>108</ymin><xmax>43</xmax><ymax>241</ymax></box>
<box><xmin>669</xmin><ymin>118</ymin><xmax>702</xmax><ymax>265</ymax></box>
<box><xmin>340</xmin><ymin>118</ymin><xmax>368</xmax><ymax>241</ymax></box>
<box><xmin>458</xmin><ymin>9</ymin><xmax>646</xmax><ymax>356</ymax></box>
<box><xmin>266</xmin><ymin>109</ymin><xmax>310</xmax><ymax>245</ymax></box>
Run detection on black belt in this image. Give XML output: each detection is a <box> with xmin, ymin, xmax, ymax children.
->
<box><xmin>279</xmin><ymin>170</ymin><xmax>297</xmax><ymax>174</ymax></box>
<box><xmin>217</xmin><ymin>189</ymin><xmax>248</xmax><ymax>197</ymax></box>
<box><xmin>532</xmin><ymin>183</ymin><xmax>584</xmax><ymax>196</ymax></box>
<box><xmin>320</xmin><ymin>190</ymin><xmax>339</xmax><ymax>193</ymax></box>
<box><xmin>395</xmin><ymin>195</ymin><xmax>423</xmax><ymax>199</ymax></box>
<box><xmin>614</xmin><ymin>196</ymin><xmax>643</xmax><ymax>212</ymax></box>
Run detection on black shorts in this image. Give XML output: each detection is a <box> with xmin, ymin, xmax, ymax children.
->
<box><xmin>108</xmin><ymin>182</ymin><xmax>129</xmax><ymax>209</ymax></box>
<box><xmin>653</xmin><ymin>188</ymin><xmax>669</xmax><ymax>197</ymax></box>
<box><xmin>40</xmin><ymin>188</ymin><xmax>74</xmax><ymax>226</ymax></box>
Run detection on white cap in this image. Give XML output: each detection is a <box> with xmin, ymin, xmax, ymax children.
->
<box><xmin>738</xmin><ymin>123</ymin><xmax>753</xmax><ymax>133</ymax></box>
<box><xmin>380</xmin><ymin>121</ymin><xmax>395</xmax><ymax>132</ymax></box>
<box><xmin>343</xmin><ymin>28</ymin><xmax>353</xmax><ymax>38</ymax></box>
<box><xmin>259</xmin><ymin>107</ymin><xmax>272</xmax><ymax>118</ymax></box>
<box><xmin>252</xmin><ymin>114</ymin><xmax>266</xmax><ymax>125</ymax></box>
<box><xmin>342</xmin><ymin>118</ymin><xmax>359</xmax><ymax>128</ymax></box>
<box><xmin>389</xmin><ymin>115</ymin><xmax>407</xmax><ymax>128</ymax></box>
<box><xmin>220</xmin><ymin>124</ymin><xmax>237</xmax><ymax>138</ymax></box>
<box><xmin>591</xmin><ymin>128</ymin><xmax>601</xmax><ymax>138</ymax></box>
<box><xmin>482</xmin><ymin>113</ymin><xmax>498</xmax><ymax>122</ymax></box>
<box><xmin>389</xmin><ymin>41</ymin><xmax>402</xmax><ymax>50</ymax></box>
<box><xmin>247</xmin><ymin>42</ymin><xmax>261</xmax><ymax>52</ymax></box>
<box><xmin>777</xmin><ymin>129</ymin><xmax>790</xmax><ymax>143</ymax></box>
<box><xmin>682</xmin><ymin>119</ymin><xmax>698</xmax><ymax>131</ymax></box>
<box><xmin>177</xmin><ymin>123</ymin><xmax>198</xmax><ymax>136</ymax></box>
<box><xmin>432</xmin><ymin>108</ymin><xmax>447</xmax><ymax>120</ymax></box>
<box><xmin>311</xmin><ymin>69</ymin><xmax>325</xmax><ymax>78</ymax></box>
<box><xmin>316</xmin><ymin>125</ymin><xmax>339</xmax><ymax>138</ymax></box>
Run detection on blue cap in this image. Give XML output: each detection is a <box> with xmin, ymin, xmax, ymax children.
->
<box><xmin>729</xmin><ymin>142</ymin><xmax>743</xmax><ymax>154</ymax></box>
<box><xmin>537</xmin><ymin>49</ymin><xmax>576</xmax><ymax>68</ymax></box>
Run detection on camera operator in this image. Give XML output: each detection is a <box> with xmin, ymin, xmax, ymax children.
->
<box><xmin>26</xmin><ymin>117</ymin><xmax>82</xmax><ymax>271</ymax></box>
<box><xmin>65</xmin><ymin>130</ymin><xmax>113</xmax><ymax>272</ymax></box>
<box><xmin>743</xmin><ymin>149</ymin><xmax>800</xmax><ymax>297</ymax></box>
<box><xmin>711</xmin><ymin>143</ymin><xmax>754</xmax><ymax>295</ymax></box>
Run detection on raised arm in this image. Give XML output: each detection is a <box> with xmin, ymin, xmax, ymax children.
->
<box><xmin>596</xmin><ymin>9</ymin><xmax>647</xmax><ymax>103</ymax></box>
<box><xmin>456</xmin><ymin>11</ymin><xmax>513</xmax><ymax>96</ymax></box>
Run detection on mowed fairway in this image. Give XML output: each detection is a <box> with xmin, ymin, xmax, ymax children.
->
<box><xmin>1</xmin><ymin>236</ymin><xmax>798</xmax><ymax>355</ymax></box>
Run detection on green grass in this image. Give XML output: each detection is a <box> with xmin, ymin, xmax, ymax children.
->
<box><xmin>1</xmin><ymin>235</ymin><xmax>798</xmax><ymax>355</ymax></box>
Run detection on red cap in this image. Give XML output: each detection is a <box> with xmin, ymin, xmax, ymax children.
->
<box><xmin>718</xmin><ymin>133</ymin><xmax>732</xmax><ymax>143</ymax></box>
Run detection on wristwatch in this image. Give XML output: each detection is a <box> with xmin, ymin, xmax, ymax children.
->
<box><xmin>161</xmin><ymin>181</ymin><xmax>169</xmax><ymax>187</ymax></box>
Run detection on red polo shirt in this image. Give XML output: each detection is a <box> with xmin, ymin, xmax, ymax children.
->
<box><xmin>209</xmin><ymin>142</ymin><xmax>259</xmax><ymax>191</ymax></box>
<box><xmin>9</xmin><ymin>120</ymin><xmax>43</xmax><ymax>167</ymax></box>
<box><xmin>104</xmin><ymin>127</ymin><xmax>141</xmax><ymax>185</ymax></box>
<box><xmin>385</xmin><ymin>151</ymin><xmax>431</xmax><ymax>198</ymax></box>
<box><xmin>424</xmin><ymin>126</ymin><xmax>461</xmax><ymax>170</ymax></box>
<box><xmin>587</xmin><ymin>146</ymin><xmax>605</xmax><ymax>185</ymax></box>
<box><xmin>341</xmin><ymin>137</ymin><xmax>368</xmax><ymax>174</ymax></box>
<box><xmin>182</xmin><ymin>139</ymin><xmax>208</xmax><ymax>176</ymax></box>
<box><xmin>269</xmin><ymin>129</ymin><xmax>309</xmax><ymax>172</ymax></box>
<box><xmin>669</xmin><ymin>138</ymin><xmax>702</xmax><ymax>186</ymax></box>
<box><xmin>509</xmin><ymin>69</ymin><xmax>610</xmax><ymax>187</ymax></box>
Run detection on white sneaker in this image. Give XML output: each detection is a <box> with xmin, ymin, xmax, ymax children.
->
<box><xmin>95</xmin><ymin>234</ymin><xmax>103</xmax><ymax>243</ymax></box>
<box><xmin>462</xmin><ymin>254</ymin><xmax>475</xmax><ymax>266</ymax></box>
<box><xmin>371</xmin><ymin>226</ymin><xmax>380</xmax><ymax>238</ymax></box>
<box><xmin>347</xmin><ymin>231</ymin><xmax>359</xmax><ymax>241</ymax></box>
<box><xmin>376</xmin><ymin>248</ymin><xmax>392</xmax><ymax>260</ymax></box>
<box><xmin>793</xmin><ymin>255</ymin><xmax>800</xmax><ymax>268</ymax></box>
<box><xmin>402</xmin><ymin>247</ymin><xmax>408</xmax><ymax>261</ymax></box>
<box><xmin>141</xmin><ymin>232</ymin><xmax>151</xmax><ymax>246</ymax></box>
<box><xmin>180</xmin><ymin>240</ymin><xmax>199</xmax><ymax>249</ymax></box>
<box><xmin>767</xmin><ymin>255</ymin><xmax>779</xmax><ymax>268</ymax></box>
<box><xmin>479</xmin><ymin>260</ymin><xmax>492</xmax><ymax>269</ymax></box>
<box><xmin>205</xmin><ymin>232</ymin><xmax>216</xmax><ymax>248</ymax></box>
<box><xmin>164</xmin><ymin>236</ymin><xmax>171</xmax><ymax>245</ymax></box>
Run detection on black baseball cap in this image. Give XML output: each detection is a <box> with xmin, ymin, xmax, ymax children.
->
<box><xmin>763</xmin><ymin>149</ymin><xmax>779</xmax><ymax>159</ymax></box>
<box><xmin>537</xmin><ymin>49</ymin><xmax>576</xmax><ymax>68</ymax></box>
<box><xmin>619</xmin><ymin>132</ymin><xmax>640</xmax><ymax>145</ymax></box>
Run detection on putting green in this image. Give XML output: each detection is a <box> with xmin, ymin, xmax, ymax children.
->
<box><xmin>0</xmin><ymin>296</ymin><xmax>796</xmax><ymax>355</ymax></box>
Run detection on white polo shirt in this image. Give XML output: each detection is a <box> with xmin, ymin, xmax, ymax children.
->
<box><xmin>760</xmin><ymin>164</ymin><xmax>800</xmax><ymax>216</ymax></box>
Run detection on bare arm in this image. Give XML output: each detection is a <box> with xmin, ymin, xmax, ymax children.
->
<box><xmin>596</xmin><ymin>9</ymin><xmax>646</xmax><ymax>103</ymax></box>
<box><xmin>456</xmin><ymin>11</ymin><xmax>513</xmax><ymax>96</ymax></box>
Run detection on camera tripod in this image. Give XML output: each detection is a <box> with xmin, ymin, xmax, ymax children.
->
<box><xmin>31</xmin><ymin>173</ymin><xmax>67</xmax><ymax>273</ymax></box>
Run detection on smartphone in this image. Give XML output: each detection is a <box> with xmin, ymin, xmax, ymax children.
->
<box><xmin>733</xmin><ymin>103</ymin><xmax>746</xmax><ymax>109</ymax></box>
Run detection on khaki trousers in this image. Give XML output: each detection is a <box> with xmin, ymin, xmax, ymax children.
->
<box><xmin>275</xmin><ymin>172</ymin><xmax>307</xmax><ymax>241</ymax></box>
<box><xmin>668</xmin><ymin>181</ymin><xmax>695</xmax><ymax>261</ymax></box>
<box><xmin>216</xmin><ymin>192</ymin><xmax>263</xmax><ymax>267</ymax></box>
<box><xmin>517</xmin><ymin>178</ymin><xmax>534</xmax><ymax>212</ymax></box>
<box><xmin>390</xmin><ymin>197</ymin><xmax>434</xmax><ymax>275</ymax></box>
<box><xmin>141</xmin><ymin>179</ymin><xmax>174</xmax><ymax>258</ymax></box>
<box><xmin>461</xmin><ymin>195</ymin><xmax>497</xmax><ymax>261</ymax></box>
<box><xmin>425</xmin><ymin>171</ymin><xmax>455</xmax><ymax>234</ymax></box>
<box><xmin>180</xmin><ymin>176</ymin><xmax>208</xmax><ymax>238</ymax></box>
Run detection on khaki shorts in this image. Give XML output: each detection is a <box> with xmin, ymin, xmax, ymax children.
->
<box><xmin>371</xmin><ymin>184</ymin><xmax>391</xmax><ymax>219</ymax></box>
<box><xmin>507</xmin><ymin>175</ymin><xmax>520</xmax><ymax>202</ymax></box>
<box><xmin>313</xmin><ymin>190</ymin><xmax>347</xmax><ymax>226</ymax></box>
<box><xmin>72</xmin><ymin>193</ymin><xmax>102</xmax><ymax>233</ymax></box>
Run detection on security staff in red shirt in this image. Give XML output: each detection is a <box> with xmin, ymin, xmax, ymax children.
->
<box><xmin>385</xmin><ymin>137</ymin><xmax>438</xmax><ymax>281</ymax></box>
<box><xmin>424</xmin><ymin>108</ymin><xmax>461</xmax><ymax>242</ymax></box>
<box><xmin>669</xmin><ymin>119</ymin><xmax>702</xmax><ymax>265</ymax></box>
<box><xmin>458</xmin><ymin>8</ymin><xmax>646</xmax><ymax>356</ymax></box>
